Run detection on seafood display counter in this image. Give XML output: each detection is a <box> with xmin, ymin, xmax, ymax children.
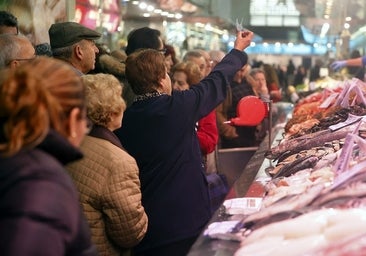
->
<box><xmin>188</xmin><ymin>102</ymin><xmax>294</xmax><ymax>256</ymax></box>
<box><xmin>189</xmin><ymin>79</ymin><xmax>366</xmax><ymax>255</ymax></box>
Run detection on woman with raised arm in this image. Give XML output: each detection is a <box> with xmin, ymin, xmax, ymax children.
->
<box><xmin>115</xmin><ymin>30</ymin><xmax>254</xmax><ymax>256</ymax></box>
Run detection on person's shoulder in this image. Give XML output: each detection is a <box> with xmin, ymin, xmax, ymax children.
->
<box><xmin>82</xmin><ymin>135</ymin><xmax>137</xmax><ymax>168</ymax></box>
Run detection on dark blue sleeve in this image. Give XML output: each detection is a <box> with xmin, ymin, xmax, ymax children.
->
<box><xmin>185</xmin><ymin>49</ymin><xmax>248</xmax><ymax>121</ymax></box>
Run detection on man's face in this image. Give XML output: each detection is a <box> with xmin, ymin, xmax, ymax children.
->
<box><xmin>79</xmin><ymin>39</ymin><xmax>99</xmax><ymax>73</ymax></box>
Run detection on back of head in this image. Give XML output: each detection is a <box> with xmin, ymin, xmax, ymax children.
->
<box><xmin>0</xmin><ymin>11</ymin><xmax>18</xmax><ymax>34</ymax></box>
<box><xmin>125</xmin><ymin>49</ymin><xmax>166</xmax><ymax>95</ymax></box>
<box><xmin>125</xmin><ymin>27</ymin><xmax>162</xmax><ymax>55</ymax></box>
<box><xmin>0</xmin><ymin>34</ymin><xmax>34</xmax><ymax>68</ymax></box>
<box><xmin>81</xmin><ymin>74</ymin><xmax>125</xmax><ymax>127</ymax></box>
<box><xmin>0</xmin><ymin>57</ymin><xmax>85</xmax><ymax>156</ymax></box>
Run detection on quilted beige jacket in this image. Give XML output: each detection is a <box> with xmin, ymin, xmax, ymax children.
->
<box><xmin>67</xmin><ymin>135</ymin><xmax>148</xmax><ymax>256</ymax></box>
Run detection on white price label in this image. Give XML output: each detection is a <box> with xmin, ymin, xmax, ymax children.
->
<box><xmin>223</xmin><ymin>197</ymin><xmax>262</xmax><ymax>215</ymax></box>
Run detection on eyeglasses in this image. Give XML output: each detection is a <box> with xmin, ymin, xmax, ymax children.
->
<box><xmin>13</xmin><ymin>56</ymin><xmax>36</xmax><ymax>62</ymax></box>
<box><xmin>7</xmin><ymin>55</ymin><xmax>37</xmax><ymax>65</ymax></box>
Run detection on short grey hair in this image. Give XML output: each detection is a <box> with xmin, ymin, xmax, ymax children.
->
<box><xmin>51</xmin><ymin>45</ymin><xmax>73</xmax><ymax>61</ymax></box>
<box><xmin>0</xmin><ymin>34</ymin><xmax>28</xmax><ymax>68</ymax></box>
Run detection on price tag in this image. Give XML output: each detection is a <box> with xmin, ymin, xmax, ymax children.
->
<box><xmin>223</xmin><ymin>197</ymin><xmax>262</xmax><ymax>215</ymax></box>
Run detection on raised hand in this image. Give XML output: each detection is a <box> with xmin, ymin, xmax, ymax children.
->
<box><xmin>234</xmin><ymin>30</ymin><xmax>254</xmax><ymax>52</ymax></box>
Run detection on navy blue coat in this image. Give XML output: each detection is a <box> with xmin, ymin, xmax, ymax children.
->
<box><xmin>0</xmin><ymin>130</ymin><xmax>97</xmax><ymax>256</ymax></box>
<box><xmin>116</xmin><ymin>49</ymin><xmax>248</xmax><ymax>253</ymax></box>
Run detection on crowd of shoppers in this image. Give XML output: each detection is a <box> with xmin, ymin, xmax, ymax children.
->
<box><xmin>0</xmin><ymin>9</ymin><xmax>255</xmax><ymax>256</ymax></box>
<box><xmin>182</xmin><ymin>50</ymin><xmax>218</xmax><ymax>173</ymax></box>
<box><xmin>3</xmin><ymin>6</ymin><xmax>366</xmax><ymax>256</ymax></box>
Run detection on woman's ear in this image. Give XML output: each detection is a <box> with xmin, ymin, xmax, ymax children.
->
<box><xmin>68</xmin><ymin>107</ymin><xmax>81</xmax><ymax>146</ymax></box>
<box><xmin>159</xmin><ymin>73</ymin><xmax>172</xmax><ymax>95</ymax></box>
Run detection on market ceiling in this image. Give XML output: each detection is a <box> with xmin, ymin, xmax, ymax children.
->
<box><xmin>122</xmin><ymin>0</ymin><xmax>365</xmax><ymax>42</ymax></box>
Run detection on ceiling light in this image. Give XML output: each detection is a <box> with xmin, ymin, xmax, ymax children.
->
<box><xmin>320</xmin><ymin>23</ymin><xmax>330</xmax><ymax>38</ymax></box>
<box><xmin>139</xmin><ymin>2</ymin><xmax>147</xmax><ymax>9</ymax></box>
<box><xmin>175</xmin><ymin>13</ymin><xmax>182</xmax><ymax>19</ymax></box>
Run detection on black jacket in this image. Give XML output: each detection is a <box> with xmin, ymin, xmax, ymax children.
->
<box><xmin>116</xmin><ymin>49</ymin><xmax>248</xmax><ymax>254</ymax></box>
<box><xmin>0</xmin><ymin>130</ymin><xmax>97</xmax><ymax>256</ymax></box>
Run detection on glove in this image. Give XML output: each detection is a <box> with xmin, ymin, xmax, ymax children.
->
<box><xmin>330</xmin><ymin>60</ymin><xmax>347</xmax><ymax>71</ymax></box>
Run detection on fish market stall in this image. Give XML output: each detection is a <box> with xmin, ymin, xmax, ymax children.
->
<box><xmin>188</xmin><ymin>78</ymin><xmax>366</xmax><ymax>256</ymax></box>
<box><xmin>188</xmin><ymin>102</ymin><xmax>294</xmax><ymax>256</ymax></box>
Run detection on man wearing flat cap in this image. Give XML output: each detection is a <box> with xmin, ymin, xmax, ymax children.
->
<box><xmin>49</xmin><ymin>21</ymin><xmax>101</xmax><ymax>75</ymax></box>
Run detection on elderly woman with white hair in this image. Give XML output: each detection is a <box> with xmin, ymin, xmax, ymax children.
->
<box><xmin>67</xmin><ymin>73</ymin><xmax>148</xmax><ymax>256</ymax></box>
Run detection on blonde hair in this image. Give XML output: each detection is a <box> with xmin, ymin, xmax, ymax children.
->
<box><xmin>172</xmin><ymin>61</ymin><xmax>203</xmax><ymax>85</ymax></box>
<box><xmin>81</xmin><ymin>74</ymin><xmax>125</xmax><ymax>127</ymax></box>
<box><xmin>0</xmin><ymin>57</ymin><xmax>85</xmax><ymax>156</ymax></box>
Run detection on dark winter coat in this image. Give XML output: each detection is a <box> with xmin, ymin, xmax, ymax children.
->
<box><xmin>115</xmin><ymin>49</ymin><xmax>248</xmax><ymax>254</ymax></box>
<box><xmin>0</xmin><ymin>130</ymin><xmax>97</xmax><ymax>256</ymax></box>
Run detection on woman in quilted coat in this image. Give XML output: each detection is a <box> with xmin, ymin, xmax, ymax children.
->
<box><xmin>66</xmin><ymin>73</ymin><xmax>148</xmax><ymax>256</ymax></box>
<box><xmin>0</xmin><ymin>57</ymin><xmax>97</xmax><ymax>256</ymax></box>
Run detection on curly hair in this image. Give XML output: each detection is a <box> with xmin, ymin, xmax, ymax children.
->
<box><xmin>172</xmin><ymin>61</ymin><xmax>203</xmax><ymax>86</ymax></box>
<box><xmin>81</xmin><ymin>73</ymin><xmax>125</xmax><ymax>127</ymax></box>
